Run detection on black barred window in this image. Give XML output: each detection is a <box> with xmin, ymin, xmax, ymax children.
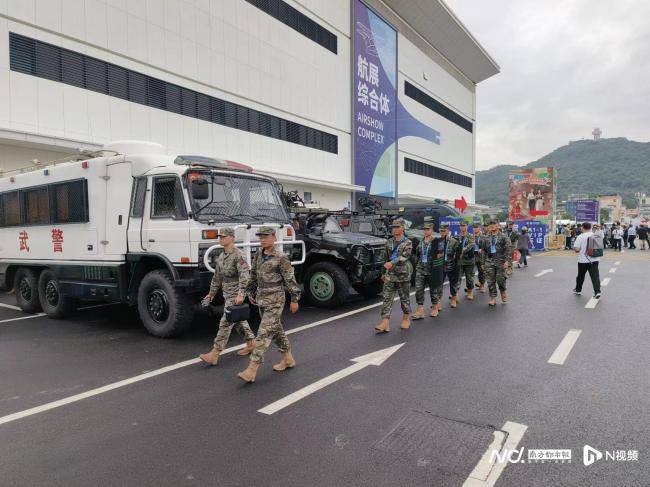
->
<box><xmin>404</xmin><ymin>157</ymin><xmax>472</xmax><ymax>188</ymax></box>
<box><xmin>246</xmin><ymin>0</ymin><xmax>337</xmax><ymax>54</ymax></box>
<box><xmin>8</xmin><ymin>32</ymin><xmax>338</xmax><ymax>154</ymax></box>
<box><xmin>404</xmin><ymin>81</ymin><xmax>473</xmax><ymax>133</ymax></box>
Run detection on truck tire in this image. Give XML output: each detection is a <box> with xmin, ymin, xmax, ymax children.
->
<box><xmin>304</xmin><ymin>261</ymin><xmax>350</xmax><ymax>308</ymax></box>
<box><xmin>14</xmin><ymin>267</ymin><xmax>42</xmax><ymax>313</ymax></box>
<box><xmin>38</xmin><ymin>269</ymin><xmax>75</xmax><ymax>318</ymax></box>
<box><xmin>137</xmin><ymin>269</ymin><xmax>195</xmax><ymax>337</ymax></box>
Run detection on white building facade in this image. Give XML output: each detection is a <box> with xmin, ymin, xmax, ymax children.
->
<box><xmin>0</xmin><ymin>0</ymin><xmax>498</xmax><ymax>210</ymax></box>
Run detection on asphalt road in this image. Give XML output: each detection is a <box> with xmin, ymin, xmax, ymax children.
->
<box><xmin>0</xmin><ymin>250</ymin><xmax>648</xmax><ymax>486</ymax></box>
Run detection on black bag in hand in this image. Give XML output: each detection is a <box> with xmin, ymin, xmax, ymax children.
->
<box><xmin>224</xmin><ymin>304</ymin><xmax>250</xmax><ymax>323</ymax></box>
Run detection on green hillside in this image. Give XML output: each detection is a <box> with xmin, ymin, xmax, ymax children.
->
<box><xmin>476</xmin><ymin>138</ymin><xmax>650</xmax><ymax>209</ymax></box>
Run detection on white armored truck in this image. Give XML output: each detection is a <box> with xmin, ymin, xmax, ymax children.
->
<box><xmin>0</xmin><ymin>141</ymin><xmax>304</xmax><ymax>337</ymax></box>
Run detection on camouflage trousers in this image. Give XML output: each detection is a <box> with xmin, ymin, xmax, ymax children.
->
<box><xmin>484</xmin><ymin>261</ymin><xmax>507</xmax><ymax>297</ymax></box>
<box><xmin>459</xmin><ymin>263</ymin><xmax>475</xmax><ymax>291</ymax></box>
<box><xmin>475</xmin><ymin>253</ymin><xmax>486</xmax><ymax>285</ymax></box>
<box><xmin>432</xmin><ymin>268</ymin><xmax>459</xmax><ymax>304</ymax></box>
<box><xmin>414</xmin><ymin>265</ymin><xmax>435</xmax><ymax>305</ymax></box>
<box><xmin>380</xmin><ymin>280</ymin><xmax>411</xmax><ymax>318</ymax></box>
<box><xmin>250</xmin><ymin>303</ymin><xmax>290</xmax><ymax>364</ymax></box>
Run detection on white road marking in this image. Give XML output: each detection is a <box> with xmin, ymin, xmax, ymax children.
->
<box><xmin>585</xmin><ymin>297</ymin><xmax>600</xmax><ymax>309</ymax></box>
<box><xmin>534</xmin><ymin>269</ymin><xmax>553</xmax><ymax>277</ymax></box>
<box><xmin>0</xmin><ymin>303</ymin><xmax>120</xmax><ymax>325</ymax></box>
<box><xmin>258</xmin><ymin>344</ymin><xmax>404</xmax><ymax>415</ymax></box>
<box><xmin>609</xmin><ymin>267</ymin><xmax>617</xmax><ymax>273</ymax></box>
<box><xmin>0</xmin><ymin>302</ymin><xmax>22</xmax><ymax>311</ymax></box>
<box><xmin>600</xmin><ymin>278</ymin><xmax>611</xmax><ymax>287</ymax></box>
<box><xmin>548</xmin><ymin>329</ymin><xmax>582</xmax><ymax>365</ymax></box>
<box><xmin>0</xmin><ymin>313</ymin><xmax>46</xmax><ymax>324</ymax></box>
<box><xmin>0</xmin><ymin>293</ymin><xmax>419</xmax><ymax>426</ymax></box>
<box><xmin>464</xmin><ymin>421</ymin><xmax>528</xmax><ymax>487</ymax></box>
<box><xmin>614</xmin><ymin>261</ymin><xmax>620</xmax><ymax>265</ymax></box>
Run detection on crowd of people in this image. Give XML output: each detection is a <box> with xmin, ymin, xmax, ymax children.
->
<box><xmin>561</xmin><ymin>222</ymin><xmax>649</xmax><ymax>252</ymax></box>
<box><xmin>375</xmin><ymin>218</ymin><xmax>523</xmax><ymax>333</ymax></box>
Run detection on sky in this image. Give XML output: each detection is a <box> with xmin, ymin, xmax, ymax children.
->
<box><xmin>444</xmin><ymin>0</ymin><xmax>650</xmax><ymax>171</ymax></box>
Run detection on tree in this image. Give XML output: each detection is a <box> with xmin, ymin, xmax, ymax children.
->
<box><xmin>600</xmin><ymin>207</ymin><xmax>611</xmax><ymax>223</ymax></box>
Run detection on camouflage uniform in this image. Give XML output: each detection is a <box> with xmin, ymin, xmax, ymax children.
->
<box><xmin>433</xmin><ymin>235</ymin><xmax>461</xmax><ymax>303</ymax></box>
<box><xmin>429</xmin><ymin>238</ymin><xmax>445</xmax><ymax>306</ymax></box>
<box><xmin>480</xmin><ymin>232</ymin><xmax>513</xmax><ymax>297</ymax></box>
<box><xmin>473</xmin><ymin>234</ymin><xmax>486</xmax><ymax>287</ymax></box>
<box><xmin>414</xmin><ymin>236</ymin><xmax>435</xmax><ymax>306</ymax></box>
<box><xmin>506</xmin><ymin>228</ymin><xmax>519</xmax><ymax>260</ymax></box>
<box><xmin>246</xmin><ymin>237</ymin><xmax>301</xmax><ymax>364</ymax></box>
<box><xmin>210</xmin><ymin>245</ymin><xmax>256</xmax><ymax>351</ymax></box>
<box><xmin>457</xmin><ymin>232</ymin><xmax>476</xmax><ymax>291</ymax></box>
<box><xmin>380</xmin><ymin>234</ymin><xmax>412</xmax><ymax>318</ymax></box>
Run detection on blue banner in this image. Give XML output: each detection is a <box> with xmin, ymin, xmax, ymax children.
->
<box><xmin>575</xmin><ymin>199</ymin><xmax>599</xmax><ymax>223</ymax></box>
<box><xmin>353</xmin><ymin>0</ymin><xmax>397</xmax><ymax>197</ymax></box>
<box><xmin>513</xmin><ymin>220</ymin><xmax>547</xmax><ymax>251</ymax></box>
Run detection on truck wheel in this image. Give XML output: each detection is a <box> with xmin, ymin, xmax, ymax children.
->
<box><xmin>38</xmin><ymin>269</ymin><xmax>75</xmax><ymax>318</ymax></box>
<box><xmin>14</xmin><ymin>267</ymin><xmax>42</xmax><ymax>313</ymax></box>
<box><xmin>137</xmin><ymin>269</ymin><xmax>195</xmax><ymax>337</ymax></box>
<box><xmin>304</xmin><ymin>261</ymin><xmax>349</xmax><ymax>308</ymax></box>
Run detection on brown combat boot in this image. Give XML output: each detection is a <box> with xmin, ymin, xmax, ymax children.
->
<box><xmin>237</xmin><ymin>339</ymin><xmax>256</xmax><ymax>356</ymax></box>
<box><xmin>501</xmin><ymin>291</ymin><xmax>508</xmax><ymax>304</ymax></box>
<box><xmin>479</xmin><ymin>284</ymin><xmax>486</xmax><ymax>294</ymax></box>
<box><xmin>450</xmin><ymin>295</ymin><xmax>458</xmax><ymax>308</ymax></box>
<box><xmin>199</xmin><ymin>346</ymin><xmax>220</xmax><ymax>366</ymax></box>
<box><xmin>375</xmin><ymin>318</ymin><xmax>390</xmax><ymax>333</ymax></box>
<box><xmin>273</xmin><ymin>351</ymin><xmax>296</xmax><ymax>371</ymax></box>
<box><xmin>237</xmin><ymin>361</ymin><xmax>260</xmax><ymax>383</ymax></box>
<box><xmin>412</xmin><ymin>305</ymin><xmax>425</xmax><ymax>320</ymax></box>
<box><xmin>466</xmin><ymin>290</ymin><xmax>474</xmax><ymax>301</ymax></box>
<box><xmin>488</xmin><ymin>297</ymin><xmax>497</xmax><ymax>307</ymax></box>
<box><xmin>400</xmin><ymin>314</ymin><xmax>411</xmax><ymax>330</ymax></box>
<box><xmin>430</xmin><ymin>306</ymin><xmax>439</xmax><ymax>317</ymax></box>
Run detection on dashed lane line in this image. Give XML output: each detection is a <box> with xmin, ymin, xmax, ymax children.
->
<box><xmin>0</xmin><ymin>303</ymin><xmax>121</xmax><ymax>325</ymax></box>
<box><xmin>585</xmin><ymin>297</ymin><xmax>600</xmax><ymax>309</ymax></box>
<box><xmin>0</xmin><ymin>302</ymin><xmax>22</xmax><ymax>311</ymax></box>
<box><xmin>600</xmin><ymin>278</ymin><xmax>611</xmax><ymax>287</ymax></box>
<box><xmin>609</xmin><ymin>267</ymin><xmax>617</xmax><ymax>274</ymax></box>
<box><xmin>547</xmin><ymin>329</ymin><xmax>582</xmax><ymax>365</ymax></box>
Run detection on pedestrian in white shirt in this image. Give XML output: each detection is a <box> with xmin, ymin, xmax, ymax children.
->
<box><xmin>573</xmin><ymin>222</ymin><xmax>602</xmax><ymax>299</ymax></box>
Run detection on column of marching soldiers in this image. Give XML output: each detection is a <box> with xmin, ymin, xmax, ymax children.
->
<box><xmin>198</xmin><ymin>220</ymin><xmax>515</xmax><ymax>383</ymax></box>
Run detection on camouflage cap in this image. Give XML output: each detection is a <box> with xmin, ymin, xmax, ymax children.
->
<box><xmin>460</xmin><ymin>221</ymin><xmax>468</xmax><ymax>226</ymax></box>
<box><xmin>439</xmin><ymin>223</ymin><xmax>450</xmax><ymax>229</ymax></box>
<box><xmin>391</xmin><ymin>218</ymin><xmax>406</xmax><ymax>228</ymax></box>
<box><xmin>255</xmin><ymin>226</ymin><xmax>276</xmax><ymax>236</ymax></box>
<box><xmin>218</xmin><ymin>227</ymin><xmax>235</xmax><ymax>237</ymax></box>
<box><xmin>423</xmin><ymin>222</ymin><xmax>434</xmax><ymax>229</ymax></box>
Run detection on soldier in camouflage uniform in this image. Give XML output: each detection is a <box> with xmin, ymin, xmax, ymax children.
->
<box><xmin>506</xmin><ymin>221</ymin><xmax>519</xmax><ymax>270</ymax></box>
<box><xmin>473</xmin><ymin>224</ymin><xmax>486</xmax><ymax>293</ymax></box>
<box><xmin>199</xmin><ymin>227</ymin><xmax>256</xmax><ymax>366</ymax></box>
<box><xmin>412</xmin><ymin>222</ymin><xmax>435</xmax><ymax>320</ymax></box>
<box><xmin>429</xmin><ymin>230</ymin><xmax>445</xmax><ymax>317</ymax></box>
<box><xmin>479</xmin><ymin>220</ymin><xmax>513</xmax><ymax>306</ymax></box>
<box><xmin>432</xmin><ymin>223</ymin><xmax>461</xmax><ymax>309</ymax></box>
<box><xmin>238</xmin><ymin>226</ymin><xmax>301</xmax><ymax>383</ymax></box>
<box><xmin>457</xmin><ymin>221</ymin><xmax>476</xmax><ymax>301</ymax></box>
<box><xmin>375</xmin><ymin>218</ymin><xmax>412</xmax><ymax>333</ymax></box>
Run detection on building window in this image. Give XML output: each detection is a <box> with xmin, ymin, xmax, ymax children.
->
<box><xmin>404</xmin><ymin>81</ymin><xmax>473</xmax><ymax>133</ymax></box>
<box><xmin>8</xmin><ymin>32</ymin><xmax>338</xmax><ymax>155</ymax></box>
<box><xmin>404</xmin><ymin>157</ymin><xmax>473</xmax><ymax>188</ymax></box>
<box><xmin>246</xmin><ymin>0</ymin><xmax>337</xmax><ymax>54</ymax></box>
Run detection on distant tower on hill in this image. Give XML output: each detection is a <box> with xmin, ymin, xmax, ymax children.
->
<box><xmin>592</xmin><ymin>128</ymin><xmax>602</xmax><ymax>140</ymax></box>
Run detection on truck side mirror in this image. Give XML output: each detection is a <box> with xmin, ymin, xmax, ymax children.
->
<box><xmin>192</xmin><ymin>179</ymin><xmax>210</xmax><ymax>199</ymax></box>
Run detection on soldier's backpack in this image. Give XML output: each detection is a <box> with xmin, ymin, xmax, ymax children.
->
<box><xmin>587</xmin><ymin>234</ymin><xmax>604</xmax><ymax>258</ymax></box>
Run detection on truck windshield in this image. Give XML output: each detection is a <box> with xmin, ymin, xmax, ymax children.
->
<box><xmin>189</xmin><ymin>172</ymin><xmax>288</xmax><ymax>223</ymax></box>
